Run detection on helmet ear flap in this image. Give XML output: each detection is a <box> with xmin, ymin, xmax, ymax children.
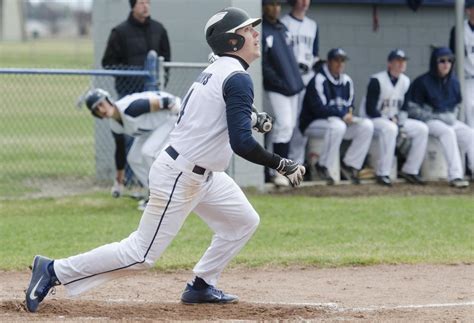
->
<box><xmin>208</xmin><ymin>33</ymin><xmax>245</xmax><ymax>55</ymax></box>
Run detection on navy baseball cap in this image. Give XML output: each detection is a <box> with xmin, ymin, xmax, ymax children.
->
<box><xmin>466</xmin><ymin>0</ymin><xmax>474</xmax><ymax>8</ymax></box>
<box><xmin>327</xmin><ymin>48</ymin><xmax>348</xmax><ymax>61</ymax></box>
<box><xmin>388</xmin><ymin>49</ymin><xmax>408</xmax><ymax>61</ymax></box>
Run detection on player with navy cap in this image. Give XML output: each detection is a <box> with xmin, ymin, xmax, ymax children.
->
<box><xmin>24</xmin><ymin>7</ymin><xmax>306</xmax><ymax>312</ymax></box>
<box><xmin>359</xmin><ymin>49</ymin><xmax>429</xmax><ymax>186</ymax></box>
<box><xmin>300</xmin><ymin>48</ymin><xmax>374</xmax><ymax>185</ymax></box>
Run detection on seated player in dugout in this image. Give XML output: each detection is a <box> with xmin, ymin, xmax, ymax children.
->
<box><xmin>81</xmin><ymin>89</ymin><xmax>181</xmax><ymax>209</ymax></box>
<box><xmin>299</xmin><ymin>48</ymin><xmax>374</xmax><ymax>185</ymax></box>
<box><xmin>359</xmin><ymin>49</ymin><xmax>429</xmax><ymax>187</ymax></box>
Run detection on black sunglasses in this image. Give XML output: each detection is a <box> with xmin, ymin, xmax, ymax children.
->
<box><xmin>437</xmin><ymin>58</ymin><xmax>453</xmax><ymax>64</ymax></box>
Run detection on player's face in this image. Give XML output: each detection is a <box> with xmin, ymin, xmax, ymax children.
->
<box><xmin>327</xmin><ymin>58</ymin><xmax>346</xmax><ymax>76</ymax></box>
<box><xmin>235</xmin><ymin>24</ymin><xmax>261</xmax><ymax>64</ymax></box>
<box><xmin>436</xmin><ymin>56</ymin><xmax>453</xmax><ymax>78</ymax></box>
<box><xmin>94</xmin><ymin>100</ymin><xmax>115</xmax><ymax>119</ymax></box>
<box><xmin>263</xmin><ymin>3</ymin><xmax>281</xmax><ymax>22</ymax></box>
<box><xmin>388</xmin><ymin>58</ymin><xmax>407</xmax><ymax>75</ymax></box>
<box><xmin>294</xmin><ymin>0</ymin><xmax>310</xmax><ymax>11</ymax></box>
<box><xmin>132</xmin><ymin>0</ymin><xmax>150</xmax><ymax>22</ymax></box>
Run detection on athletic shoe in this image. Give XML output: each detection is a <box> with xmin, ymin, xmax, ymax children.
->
<box><xmin>315</xmin><ymin>163</ymin><xmax>334</xmax><ymax>185</ymax></box>
<box><xmin>376</xmin><ymin>175</ymin><xmax>392</xmax><ymax>186</ymax></box>
<box><xmin>340</xmin><ymin>162</ymin><xmax>360</xmax><ymax>185</ymax></box>
<box><xmin>449</xmin><ymin>178</ymin><xmax>469</xmax><ymax>188</ymax></box>
<box><xmin>272</xmin><ymin>173</ymin><xmax>290</xmax><ymax>187</ymax></box>
<box><xmin>181</xmin><ymin>283</ymin><xmax>238</xmax><ymax>304</ymax></box>
<box><xmin>25</xmin><ymin>255</ymin><xmax>60</xmax><ymax>312</ymax></box>
<box><xmin>399</xmin><ymin>172</ymin><xmax>426</xmax><ymax>185</ymax></box>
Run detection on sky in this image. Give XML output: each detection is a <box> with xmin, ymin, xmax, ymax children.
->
<box><xmin>28</xmin><ymin>0</ymin><xmax>93</xmax><ymax>10</ymax></box>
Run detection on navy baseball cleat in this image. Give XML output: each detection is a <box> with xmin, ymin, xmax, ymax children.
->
<box><xmin>181</xmin><ymin>283</ymin><xmax>239</xmax><ymax>304</ymax></box>
<box><xmin>25</xmin><ymin>255</ymin><xmax>60</xmax><ymax>312</ymax></box>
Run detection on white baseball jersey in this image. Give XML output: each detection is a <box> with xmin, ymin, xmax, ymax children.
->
<box><xmin>464</xmin><ymin>20</ymin><xmax>474</xmax><ymax>78</ymax></box>
<box><xmin>360</xmin><ymin>71</ymin><xmax>410</xmax><ymax>118</ymax></box>
<box><xmin>169</xmin><ymin>56</ymin><xmax>245</xmax><ymax>171</ymax></box>
<box><xmin>109</xmin><ymin>91</ymin><xmax>176</xmax><ymax>137</ymax></box>
<box><xmin>281</xmin><ymin>13</ymin><xmax>318</xmax><ymax>83</ymax></box>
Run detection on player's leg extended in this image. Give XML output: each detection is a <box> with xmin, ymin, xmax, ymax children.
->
<box><xmin>304</xmin><ymin>117</ymin><xmax>346</xmax><ymax>168</ymax></box>
<box><xmin>426</xmin><ymin>119</ymin><xmax>463</xmax><ymax>180</ymax></box>
<box><xmin>372</xmin><ymin>118</ymin><xmax>398</xmax><ymax>177</ymax></box>
<box><xmin>126</xmin><ymin>136</ymin><xmax>149</xmax><ymax>188</ymax></box>
<box><xmin>192</xmin><ymin>171</ymin><xmax>260</xmax><ymax>287</ymax></box>
<box><xmin>401</xmin><ymin>119</ymin><xmax>429</xmax><ymax>174</ymax></box>
<box><xmin>343</xmin><ymin>118</ymin><xmax>374</xmax><ymax>169</ymax></box>
<box><xmin>53</xmin><ymin>156</ymin><xmax>200</xmax><ymax>296</ymax></box>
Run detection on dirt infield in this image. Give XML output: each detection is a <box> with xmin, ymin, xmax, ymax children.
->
<box><xmin>1</xmin><ymin>264</ymin><xmax>473</xmax><ymax>321</ymax></box>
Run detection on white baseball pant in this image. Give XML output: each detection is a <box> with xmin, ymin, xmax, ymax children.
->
<box><xmin>371</xmin><ymin>118</ymin><xmax>429</xmax><ymax>176</ymax></box>
<box><xmin>54</xmin><ymin>150</ymin><xmax>260</xmax><ymax>296</ymax></box>
<box><xmin>289</xmin><ymin>88</ymin><xmax>309</xmax><ymax>164</ymax></box>
<box><xmin>400</xmin><ymin>118</ymin><xmax>429</xmax><ymax>175</ymax></box>
<box><xmin>266</xmin><ymin>91</ymin><xmax>298</xmax><ymax>144</ymax></box>
<box><xmin>426</xmin><ymin>119</ymin><xmax>474</xmax><ymax>180</ymax></box>
<box><xmin>304</xmin><ymin>117</ymin><xmax>374</xmax><ymax>170</ymax></box>
<box><xmin>127</xmin><ymin>117</ymin><xmax>177</xmax><ymax>187</ymax></box>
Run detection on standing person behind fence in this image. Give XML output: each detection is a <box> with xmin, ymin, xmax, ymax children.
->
<box><xmin>262</xmin><ymin>0</ymin><xmax>304</xmax><ymax>187</ymax></box>
<box><xmin>300</xmin><ymin>48</ymin><xmax>374</xmax><ymax>185</ymax></box>
<box><xmin>83</xmin><ymin>89</ymin><xmax>180</xmax><ymax>202</ymax></box>
<box><xmin>359</xmin><ymin>49</ymin><xmax>428</xmax><ymax>186</ymax></box>
<box><xmin>102</xmin><ymin>0</ymin><xmax>171</xmax><ymax>198</ymax></box>
<box><xmin>281</xmin><ymin>0</ymin><xmax>319</xmax><ymax>167</ymax></box>
<box><xmin>405</xmin><ymin>47</ymin><xmax>474</xmax><ymax>188</ymax></box>
<box><xmin>25</xmin><ymin>7</ymin><xmax>306</xmax><ymax>312</ymax></box>
<box><xmin>449</xmin><ymin>0</ymin><xmax>474</xmax><ymax>128</ymax></box>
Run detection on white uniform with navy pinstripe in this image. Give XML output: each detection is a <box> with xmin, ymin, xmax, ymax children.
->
<box><xmin>53</xmin><ymin>56</ymin><xmax>260</xmax><ymax>295</ymax></box>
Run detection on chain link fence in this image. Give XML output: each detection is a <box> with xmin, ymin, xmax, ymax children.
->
<box><xmin>0</xmin><ymin>58</ymin><xmax>207</xmax><ymax>199</ymax></box>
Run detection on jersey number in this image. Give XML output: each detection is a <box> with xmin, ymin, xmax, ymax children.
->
<box><xmin>176</xmin><ymin>88</ymin><xmax>194</xmax><ymax>125</ymax></box>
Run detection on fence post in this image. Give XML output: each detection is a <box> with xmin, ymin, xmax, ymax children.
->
<box><xmin>158</xmin><ymin>56</ymin><xmax>165</xmax><ymax>91</ymax></box>
<box><xmin>144</xmin><ymin>50</ymin><xmax>158</xmax><ymax>91</ymax></box>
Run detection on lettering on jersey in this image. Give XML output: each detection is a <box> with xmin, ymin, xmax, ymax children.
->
<box><xmin>289</xmin><ymin>35</ymin><xmax>314</xmax><ymax>48</ymax></box>
<box><xmin>329</xmin><ymin>97</ymin><xmax>351</xmax><ymax>109</ymax></box>
<box><xmin>381</xmin><ymin>99</ymin><xmax>403</xmax><ymax>109</ymax></box>
<box><xmin>196</xmin><ymin>72</ymin><xmax>213</xmax><ymax>85</ymax></box>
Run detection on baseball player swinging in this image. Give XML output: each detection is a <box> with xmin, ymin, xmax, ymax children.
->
<box><xmin>25</xmin><ymin>7</ymin><xmax>305</xmax><ymax>312</ymax></box>
<box><xmin>81</xmin><ymin>89</ymin><xmax>181</xmax><ymax>209</ymax></box>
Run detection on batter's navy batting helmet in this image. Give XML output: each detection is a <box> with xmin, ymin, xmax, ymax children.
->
<box><xmin>84</xmin><ymin>88</ymin><xmax>112</xmax><ymax>119</ymax></box>
<box><xmin>205</xmin><ymin>7</ymin><xmax>261</xmax><ymax>55</ymax></box>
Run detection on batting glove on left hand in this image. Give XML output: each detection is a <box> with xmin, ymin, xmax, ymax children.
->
<box><xmin>276</xmin><ymin>158</ymin><xmax>306</xmax><ymax>187</ymax></box>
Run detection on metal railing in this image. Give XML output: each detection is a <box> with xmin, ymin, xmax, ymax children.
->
<box><xmin>0</xmin><ymin>52</ymin><xmax>208</xmax><ymax>199</ymax></box>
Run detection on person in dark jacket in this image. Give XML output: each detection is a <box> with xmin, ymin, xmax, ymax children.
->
<box><xmin>101</xmin><ymin>0</ymin><xmax>171</xmax><ymax>200</ymax></box>
<box><xmin>300</xmin><ymin>48</ymin><xmax>374</xmax><ymax>185</ymax></box>
<box><xmin>405</xmin><ymin>47</ymin><xmax>474</xmax><ymax>187</ymax></box>
<box><xmin>262</xmin><ymin>0</ymin><xmax>304</xmax><ymax>186</ymax></box>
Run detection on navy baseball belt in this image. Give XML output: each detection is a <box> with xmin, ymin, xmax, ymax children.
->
<box><xmin>165</xmin><ymin>146</ymin><xmax>206</xmax><ymax>175</ymax></box>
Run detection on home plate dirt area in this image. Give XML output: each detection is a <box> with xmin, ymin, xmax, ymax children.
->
<box><xmin>1</xmin><ymin>264</ymin><xmax>472</xmax><ymax>321</ymax></box>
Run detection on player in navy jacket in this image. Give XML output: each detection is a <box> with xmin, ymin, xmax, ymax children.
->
<box><xmin>300</xmin><ymin>48</ymin><xmax>374</xmax><ymax>184</ymax></box>
<box><xmin>262</xmin><ymin>0</ymin><xmax>304</xmax><ymax>186</ymax></box>
<box><xmin>405</xmin><ymin>47</ymin><xmax>474</xmax><ymax>187</ymax></box>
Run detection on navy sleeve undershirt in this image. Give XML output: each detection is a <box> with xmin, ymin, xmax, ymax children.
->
<box><xmin>365</xmin><ymin>77</ymin><xmax>381</xmax><ymax>118</ymax></box>
<box><xmin>224</xmin><ymin>72</ymin><xmax>281</xmax><ymax>169</ymax></box>
<box><xmin>124</xmin><ymin>99</ymin><xmax>151</xmax><ymax>117</ymax></box>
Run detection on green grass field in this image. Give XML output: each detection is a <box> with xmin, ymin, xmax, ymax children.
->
<box><xmin>0</xmin><ymin>39</ymin><xmax>100</xmax><ymax>197</ymax></box>
<box><xmin>0</xmin><ymin>193</ymin><xmax>472</xmax><ymax>271</ymax></box>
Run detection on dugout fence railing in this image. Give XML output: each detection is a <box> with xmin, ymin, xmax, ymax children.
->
<box><xmin>0</xmin><ymin>53</ymin><xmax>208</xmax><ymax>199</ymax></box>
